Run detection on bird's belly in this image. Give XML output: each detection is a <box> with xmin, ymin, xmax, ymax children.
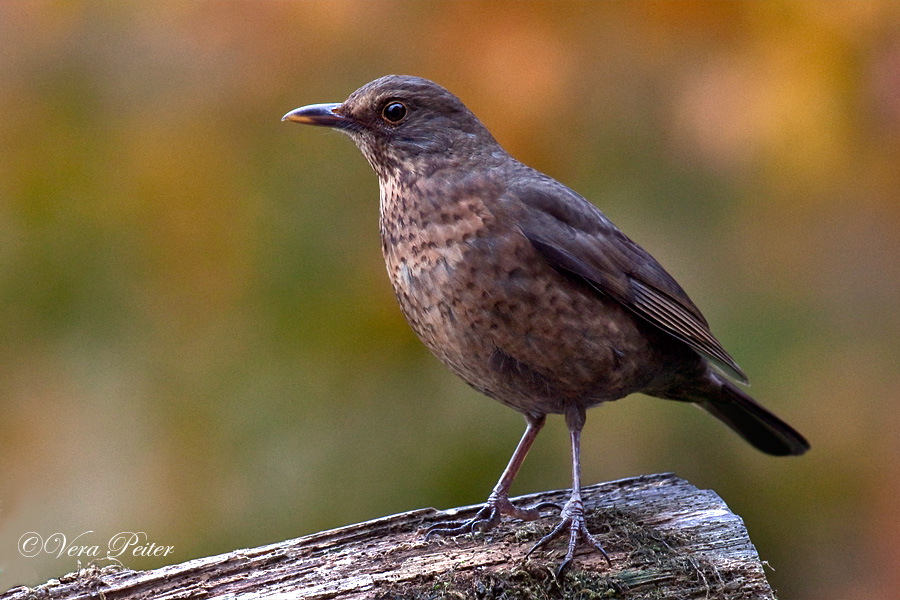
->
<box><xmin>383</xmin><ymin>229</ymin><xmax>665</xmax><ymax>415</ymax></box>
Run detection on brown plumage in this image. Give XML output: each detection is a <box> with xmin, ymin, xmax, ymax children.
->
<box><xmin>283</xmin><ymin>75</ymin><xmax>808</xmax><ymax>571</ymax></box>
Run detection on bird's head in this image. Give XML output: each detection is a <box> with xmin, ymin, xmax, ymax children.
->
<box><xmin>283</xmin><ymin>75</ymin><xmax>505</xmax><ymax>180</ymax></box>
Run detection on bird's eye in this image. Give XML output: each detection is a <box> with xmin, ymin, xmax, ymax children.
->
<box><xmin>381</xmin><ymin>102</ymin><xmax>407</xmax><ymax>123</ymax></box>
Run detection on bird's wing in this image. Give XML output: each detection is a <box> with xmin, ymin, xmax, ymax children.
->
<box><xmin>511</xmin><ymin>183</ymin><xmax>749</xmax><ymax>384</ymax></box>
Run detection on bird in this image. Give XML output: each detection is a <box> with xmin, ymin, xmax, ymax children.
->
<box><xmin>282</xmin><ymin>75</ymin><xmax>809</xmax><ymax>571</ymax></box>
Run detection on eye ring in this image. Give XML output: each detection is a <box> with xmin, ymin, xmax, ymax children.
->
<box><xmin>381</xmin><ymin>101</ymin><xmax>407</xmax><ymax>123</ymax></box>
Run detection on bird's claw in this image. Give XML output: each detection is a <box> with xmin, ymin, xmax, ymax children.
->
<box><xmin>526</xmin><ymin>495</ymin><xmax>610</xmax><ymax>575</ymax></box>
<box><xmin>425</xmin><ymin>494</ymin><xmax>558</xmax><ymax>539</ymax></box>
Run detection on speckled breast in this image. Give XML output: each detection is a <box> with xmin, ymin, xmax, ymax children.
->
<box><xmin>378</xmin><ymin>175</ymin><xmax>664</xmax><ymax>416</ymax></box>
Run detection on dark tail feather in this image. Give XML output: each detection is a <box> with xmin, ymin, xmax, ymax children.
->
<box><xmin>699</xmin><ymin>380</ymin><xmax>810</xmax><ymax>457</ymax></box>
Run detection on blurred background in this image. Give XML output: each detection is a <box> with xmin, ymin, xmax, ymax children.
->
<box><xmin>1</xmin><ymin>2</ymin><xmax>898</xmax><ymax>598</ymax></box>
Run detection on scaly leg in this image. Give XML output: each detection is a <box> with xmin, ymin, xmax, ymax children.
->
<box><xmin>426</xmin><ymin>414</ymin><xmax>558</xmax><ymax>537</ymax></box>
<box><xmin>527</xmin><ymin>404</ymin><xmax>610</xmax><ymax>573</ymax></box>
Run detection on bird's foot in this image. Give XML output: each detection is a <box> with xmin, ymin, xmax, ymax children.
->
<box><xmin>526</xmin><ymin>493</ymin><xmax>610</xmax><ymax>574</ymax></box>
<box><xmin>425</xmin><ymin>492</ymin><xmax>559</xmax><ymax>539</ymax></box>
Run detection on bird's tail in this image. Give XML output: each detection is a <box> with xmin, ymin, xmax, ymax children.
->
<box><xmin>693</xmin><ymin>377</ymin><xmax>809</xmax><ymax>456</ymax></box>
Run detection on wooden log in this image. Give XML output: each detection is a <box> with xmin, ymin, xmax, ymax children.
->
<box><xmin>0</xmin><ymin>473</ymin><xmax>776</xmax><ymax>599</ymax></box>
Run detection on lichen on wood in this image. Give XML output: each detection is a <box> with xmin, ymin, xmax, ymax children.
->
<box><xmin>0</xmin><ymin>473</ymin><xmax>776</xmax><ymax>600</ymax></box>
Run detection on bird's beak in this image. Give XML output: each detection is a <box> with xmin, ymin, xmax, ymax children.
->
<box><xmin>281</xmin><ymin>103</ymin><xmax>348</xmax><ymax>128</ymax></box>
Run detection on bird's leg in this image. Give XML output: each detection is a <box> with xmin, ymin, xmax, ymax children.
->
<box><xmin>426</xmin><ymin>414</ymin><xmax>557</xmax><ymax>538</ymax></box>
<box><xmin>527</xmin><ymin>404</ymin><xmax>610</xmax><ymax>573</ymax></box>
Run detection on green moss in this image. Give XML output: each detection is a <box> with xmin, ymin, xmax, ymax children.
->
<box><xmin>378</xmin><ymin>507</ymin><xmax>744</xmax><ymax>600</ymax></box>
<box><xmin>375</xmin><ymin>564</ymin><xmax>628</xmax><ymax>600</ymax></box>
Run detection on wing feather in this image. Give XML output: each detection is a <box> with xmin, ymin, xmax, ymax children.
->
<box><xmin>510</xmin><ymin>182</ymin><xmax>748</xmax><ymax>384</ymax></box>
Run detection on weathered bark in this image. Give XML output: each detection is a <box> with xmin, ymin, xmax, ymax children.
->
<box><xmin>1</xmin><ymin>473</ymin><xmax>776</xmax><ymax>599</ymax></box>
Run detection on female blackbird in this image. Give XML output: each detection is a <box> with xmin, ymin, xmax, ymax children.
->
<box><xmin>283</xmin><ymin>75</ymin><xmax>808</xmax><ymax>570</ymax></box>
